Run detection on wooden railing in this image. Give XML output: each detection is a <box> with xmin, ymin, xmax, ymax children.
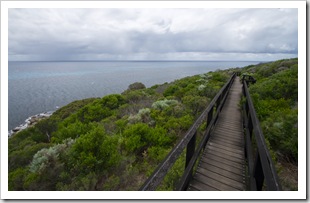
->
<box><xmin>140</xmin><ymin>73</ymin><xmax>236</xmax><ymax>191</ymax></box>
<box><xmin>242</xmin><ymin>79</ymin><xmax>281</xmax><ymax>191</ymax></box>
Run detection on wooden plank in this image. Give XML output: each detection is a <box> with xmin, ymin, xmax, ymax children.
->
<box><xmin>208</xmin><ymin>139</ymin><xmax>243</xmax><ymax>151</ymax></box>
<box><xmin>216</xmin><ymin>124</ymin><xmax>242</xmax><ymax>129</ymax></box>
<box><xmin>210</xmin><ymin>136</ymin><xmax>243</xmax><ymax>147</ymax></box>
<box><xmin>211</xmin><ymin>132</ymin><xmax>243</xmax><ymax>142</ymax></box>
<box><xmin>208</xmin><ymin>141</ymin><xmax>244</xmax><ymax>155</ymax></box>
<box><xmin>201</xmin><ymin>152</ymin><xmax>244</xmax><ymax>170</ymax></box>
<box><xmin>215</xmin><ymin>120</ymin><xmax>242</xmax><ymax>127</ymax></box>
<box><xmin>193</xmin><ymin>172</ymin><xmax>240</xmax><ymax>191</ymax></box>
<box><xmin>197</xmin><ymin>162</ymin><xmax>244</xmax><ymax>184</ymax></box>
<box><xmin>188</xmin><ymin>179</ymin><xmax>219</xmax><ymax>191</ymax></box>
<box><xmin>211</xmin><ymin>130</ymin><xmax>243</xmax><ymax>139</ymax></box>
<box><xmin>213</xmin><ymin>125</ymin><xmax>243</xmax><ymax>134</ymax></box>
<box><xmin>215</xmin><ymin>120</ymin><xmax>242</xmax><ymax>126</ymax></box>
<box><xmin>205</xmin><ymin>145</ymin><xmax>244</xmax><ymax>160</ymax></box>
<box><xmin>196</xmin><ymin>168</ymin><xmax>245</xmax><ymax>190</ymax></box>
<box><xmin>213</xmin><ymin>127</ymin><xmax>243</xmax><ymax>135</ymax></box>
<box><xmin>219</xmin><ymin>113</ymin><xmax>241</xmax><ymax>116</ymax></box>
<box><xmin>204</xmin><ymin>148</ymin><xmax>244</xmax><ymax>164</ymax></box>
<box><xmin>199</xmin><ymin>158</ymin><xmax>244</xmax><ymax>176</ymax></box>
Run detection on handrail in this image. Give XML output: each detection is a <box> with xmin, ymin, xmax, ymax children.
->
<box><xmin>140</xmin><ymin>73</ymin><xmax>236</xmax><ymax>191</ymax></box>
<box><xmin>242</xmin><ymin>80</ymin><xmax>281</xmax><ymax>191</ymax></box>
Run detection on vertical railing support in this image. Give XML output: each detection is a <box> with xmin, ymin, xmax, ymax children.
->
<box><xmin>254</xmin><ymin>152</ymin><xmax>264</xmax><ymax>190</ymax></box>
<box><xmin>185</xmin><ymin>131</ymin><xmax>196</xmax><ymax>169</ymax></box>
<box><xmin>242</xmin><ymin>79</ymin><xmax>281</xmax><ymax>191</ymax></box>
<box><xmin>207</xmin><ymin>106</ymin><xmax>214</xmax><ymax>127</ymax></box>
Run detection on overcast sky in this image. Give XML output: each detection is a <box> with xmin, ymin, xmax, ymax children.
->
<box><xmin>8</xmin><ymin>8</ymin><xmax>298</xmax><ymax>61</ymax></box>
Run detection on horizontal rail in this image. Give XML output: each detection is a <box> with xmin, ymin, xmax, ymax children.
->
<box><xmin>242</xmin><ymin>80</ymin><xmax>281</xmax><ymax>191</ymax></box>
<box><xmin>140</xmin><ymin>73</ymin><xmax>236</xmax><ymax>191</ymax></box>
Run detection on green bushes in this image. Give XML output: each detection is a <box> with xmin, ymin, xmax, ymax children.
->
<box><xmin>182</xmin><ymin>95</ymin><xmax>209</xmax><ymax>117</ymax></box>
<box><xmin>152</xmin><ymin>99</ymin><xmax>179</xmax><ymax>111</ymax></box>
<box><xmin>245</xmin><ymin>58</ymin><xmax>298</xmax><ymax>162</ymax></box>
<box><xmin>123</xmin><ymin>123</ymin><xmax>172</xmax><ymax>155</ymax></box>
<box><xmin>8</xmin><ymin>68</ymin><xmax>235</xmax><ymax>191</ymax></box>
<box><xmin>127</xmin><ymin>82</ymin><xmax>146</xmax><ymax>91</ymax></box>
<box><xmin>68</xmin><ymin>125</ymin><xmax>121</xmax><ymax>174</ymax></box>
<box><xmin>261</xmin><ymin>109</ymin><xmax>298</xmax><ymax>160</ymax></box>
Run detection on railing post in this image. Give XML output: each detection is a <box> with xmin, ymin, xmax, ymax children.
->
<box><xmin>204</xmin><ymin>106</ymin><xmax>214</xmax><ymax>148</ymax></box>
<box><xmin>207</xmin><ymin>106</ymin><xmax>214</xmax><ymax>127</ymax></box>
<box><xmin>242</xmin><ymin>79</ymin><xmax>281</xmax><ymax>191</ymax></box>
<box><xmin>216</xmin><ymin>96</ymin><xmax>221</xmax><ymax>112</ymax></box>
<box><xmin>254</xmin><ymin>152</ymin><xmax>264</xmax><ymax>190</ymax></box>
<box><xmin>185</xmin><ymin>131</ymin><xmax>196</xmax><ymax>169</ymax></box>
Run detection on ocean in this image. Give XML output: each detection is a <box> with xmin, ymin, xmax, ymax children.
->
<box><xmin>8</xmin><ymin>61</ymin><xmax>260</xmax><ymax>131</ymax></box>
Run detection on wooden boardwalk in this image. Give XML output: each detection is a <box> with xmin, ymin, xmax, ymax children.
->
<box><xmin>187</xmin><ymin>77</ymin><xmax>246</xmax><ymax>191</ymax></box>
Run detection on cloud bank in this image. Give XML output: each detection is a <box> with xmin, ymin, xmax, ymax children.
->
<box><xmin>8</xmin><ymin>8</ymin><xmax>298</xmax><ymax>61</ymax></box>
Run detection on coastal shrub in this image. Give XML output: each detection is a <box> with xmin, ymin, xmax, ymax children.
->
<box><xmin>124</xmin><ymin>90</ymin><xmax>146</xmax><ymax>103</ymax></box>
<box><xmin>52</xmin><ymin>121</ymin><xmax>94</xmax><ymax>142</ymax></box>
<box><xmin>29</xmin><ymin>138</ymin><xmax>75</xmax><ymax>173</ymax></box>
<box><xmin>128</xmin><ymin>108</ymin><xmax>151</xmax><ymax>124</ymax></box>
<box><xmin>35</xmin><ymin>118</ymin><xmax>58</xmax><ymax>142</ymax></box>
<box><xmin>261</xmin><ymin>108</ymin><xmax>298</xmax><ymax>161</ymax></box>
<box><xmin>163</xmin><ymin>85</ymin><xmax>180</xmax><ymax>97</ymax></box>
<box><xmin>152</xmin><ymin>99</ymin><xmax>179</xmax><ymax>111</ymax></box>
<box><xmin>8</xmin><ymin>167</ymin><xmax>28</xmax><ymax>190</ymax></box>
<box><xmin>123</xmin><ymin>123</ymin><xmax>171</xmax><ymax>155</ymax></box>
<box><xmin>198</xmin><ymin>84</ymin><xmax>206</xmax><ymax>91</ymax></box>
<box><xmin>162</xmin><ymin>103</ymin><xmax>185</xmax><ymax>118</ymax></box>
<box><xmin>57</xmin><ymin>172</ymin><xmax>99</xmax><ymax>191</ymax></box>
<box><xmin>247</xmin><ymin>58</ymin><xmax>298</xmax><ymax>163</ymax></box>
<box><xmin>78</xmin><ymin>104</ymin><xmax>113</xmax><ymax>123</ymax></box>
<box><xmin>52</xmin><ymin>98</ymin><xmax>97</xmax><ymax>120</ymax></box>
<box><xmin>250</xmin><ymin>67</ymin><xmax>297</xmax><ymax>103</ymax></box>
<box><xmin>73</xmin><ymin>94</ymin><xmax>126</xmax><ymax>123</ymax></box>
<box><xmin>99</xmin><ymin>94</ymin><xmax>126</xmax><ymax>109</ymax></box>
<box><xmin>147</xmin><ymin>146</ymin><xmax>171</xmax><ymax>163</ymax></box>
<box><xmin>9</xmin><ymin>127</ymin><xmax>41</xmax><ymax>152</ymax></box>
<box><xmin>209</xmin><ymin>71</ymin><xmax>230</xmax><ymax>83</ymax></box>
<box><xmin>68</xmin><ymin>125</ymin><xmax>121</xmax><ymax>174</ymax></box>
<box><xmin>127</xmin><ymin>82</ymin><xmax>146</xmax><ymax>91</ymax></box>
<box><xmin>163</xmin><ymin>115</ymin><xmax>193</xmax><ymax>138</ymax></box>
<box><xmin>115</xmin><ymin>118</ymin><xmax>128</xmax><ymax>133</ymax></box>
<box><xmin>9</xmin><ymin>143</ymin><xmax>52</xmax><ymax>171</ymax></box>
<box><xmin>182</xmin><ymin>95</ymin><xmax>208</xmax><ymax>117</ymax></box>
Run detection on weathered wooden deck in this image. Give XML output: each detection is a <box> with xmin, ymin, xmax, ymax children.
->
<box><xmin>187</xmin><ymin>77</ymin><xmax>246</xmax><ymax>191</ymax></box>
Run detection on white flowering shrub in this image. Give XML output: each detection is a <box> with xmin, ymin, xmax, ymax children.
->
<box><xmin>151</xmin><ymin>99</ymin><xmax>179</xmax><ymax>110</ymax></box>
<box><xmin>29</xmin><ymin>138</ymin><xmax>75</xmax><ymax>173</ymax></box>
<box><xmin>199</xmin><ymin>74</ymin><xmax>207</xmax><ymax>79</ymax></box>
<box><xmin>195</xmin><ymin>78</ymin><xmax>206</xmax><ymax>83</ymax></box>
<box><xmin>128</xmin><ymin>108</ymin><xmax>151</xmax><ymax>123</ymax></box>
<box><xmin>198</xmin><ymin>84</ymin><xmax>206</xmax><ymax>91</ymax></box>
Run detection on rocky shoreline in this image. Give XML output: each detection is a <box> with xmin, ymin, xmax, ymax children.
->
<box><xmin>8</xmin><ymin>111</ymin><xmax>54</xmax><ymax>137</ymax></box>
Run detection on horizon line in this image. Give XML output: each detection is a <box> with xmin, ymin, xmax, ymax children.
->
<box><xmin>8</xmin><ymin>59</ymin><xmax>270</xmax><ymax>62</ymax></box>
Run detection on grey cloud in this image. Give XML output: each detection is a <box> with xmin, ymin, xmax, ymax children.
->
<box><xmin>8</xmin><ymin>8</ymin><xmax>298</xmax><ymax>61</ymax></box>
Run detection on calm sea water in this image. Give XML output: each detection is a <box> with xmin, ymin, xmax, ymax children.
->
<box><xmin>8</xmin><ymin>61</ymin><xmax>260</xmax><ymax>130</ymax></box>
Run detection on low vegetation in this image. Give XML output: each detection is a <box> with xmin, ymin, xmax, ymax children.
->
<box><xmin>240</xmin><ymin>58</ymin><xmax>298</xmax><ymax>190</ymax></box>
<box><xmin>8</xmin><ymin>70</ymin><xmax>230</xmax><ymax>191</ymax></box>
<box><xmin>8</xmin><ymin>58</ymin><xmax>298</xmax><ymax>191</ymax></box>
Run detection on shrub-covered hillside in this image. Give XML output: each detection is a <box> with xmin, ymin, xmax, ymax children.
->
<box><xmin>240</xmin><ymin>58</ymin><xmax>298</xmax><ymax>190</ymax></box>
<box><xmin>8</xmin><ymin>69</ymin><xmax>231</xmax><ymax>191</ymax></box>
<box><xmin>8</xmin><ymin>58</ymin><xmax>298</xmax><ymax>191</ymax></box>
